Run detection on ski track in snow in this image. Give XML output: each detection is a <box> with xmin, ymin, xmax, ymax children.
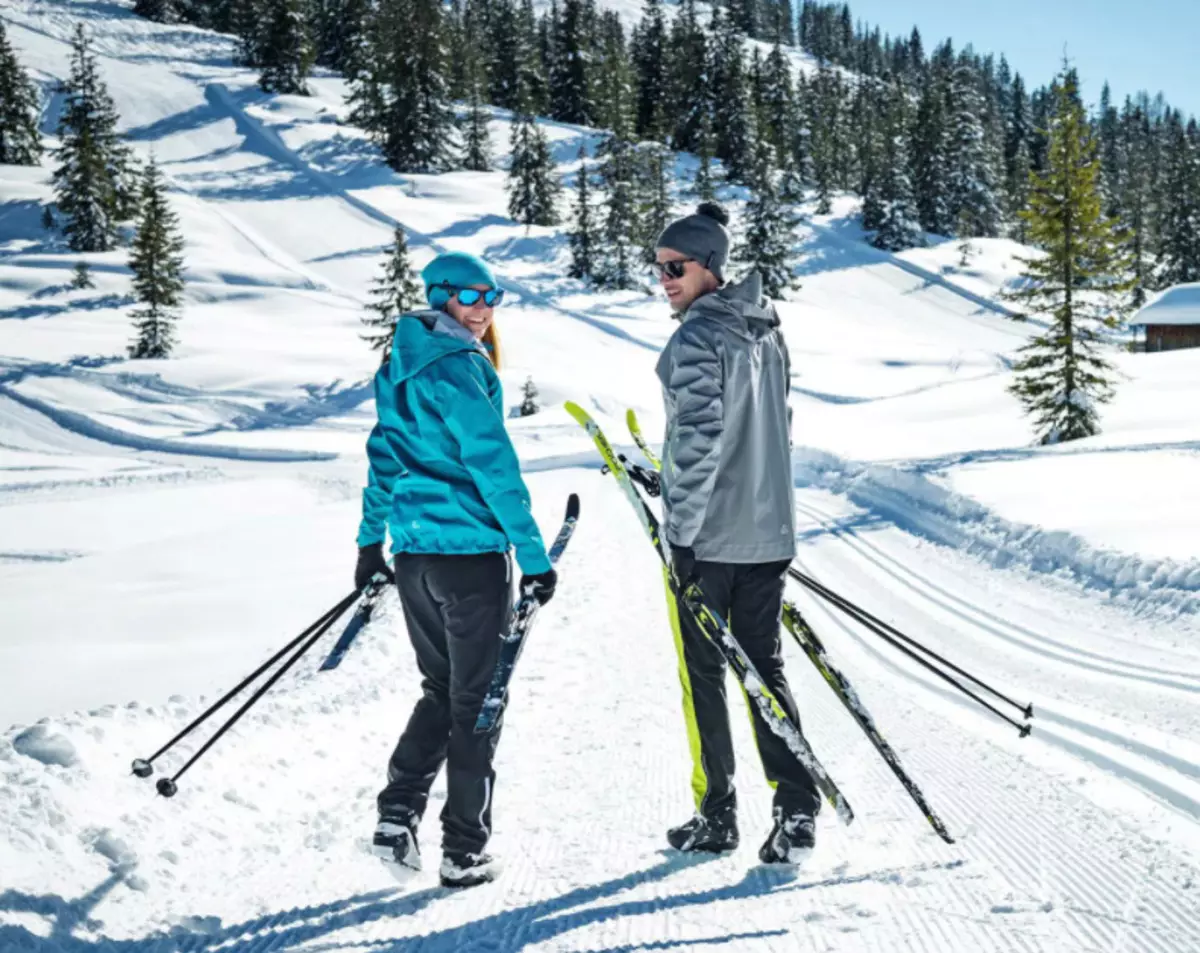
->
<box><xmin>3</xmin><ymin>1</ymin><xmax>1200</xmax><ymax>949</ymax></box>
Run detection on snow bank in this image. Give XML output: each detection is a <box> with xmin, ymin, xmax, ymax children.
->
<box><xmin>793</xmin><ymin>447</ymin><xmax>1200</xmax><ymax>618</ymax></box>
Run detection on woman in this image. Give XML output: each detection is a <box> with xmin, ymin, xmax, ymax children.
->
<box><xmin>354</xmin><ymin>250</ymin><xmax>557</xmax><ymax>889</ymax></box>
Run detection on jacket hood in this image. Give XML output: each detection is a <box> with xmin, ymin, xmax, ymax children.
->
<box><xmin>389</xmin><ymin>309</ymin><xmax>483</xmax><ymax>383</ymax></box>
<box><xmin>682</xmin><ymin>271</ymin><xmax>779</xmax><ymax>340</ymax></box>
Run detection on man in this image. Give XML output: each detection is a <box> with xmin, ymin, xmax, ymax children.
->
<box><xmin>653</xmin><ymin>202</ymin><xmax>820</xmax><ymax>864</ymax></box>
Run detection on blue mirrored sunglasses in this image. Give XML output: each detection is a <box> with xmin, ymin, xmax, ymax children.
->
<box><xmin>452</xmin><ymin>287</ymin><xmax>504</xmax><ymax>308</ymax></box>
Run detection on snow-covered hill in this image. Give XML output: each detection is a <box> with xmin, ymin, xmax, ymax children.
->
<box><xmin>2</xmin><ymin>2</ymin><xmax>1199</xmax><ymax>950</ymax></box>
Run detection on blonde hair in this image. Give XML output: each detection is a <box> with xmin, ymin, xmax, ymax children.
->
<box><xmin>482</xmin><ymin>323</ymin><xmax>502</xmax><ymax>370</ymax></box>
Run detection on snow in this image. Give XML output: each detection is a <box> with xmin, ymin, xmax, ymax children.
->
<box><xmin>2</xmin><ymin>1</ymin><xmax>1200</xmax><ymax>950</ymax></box>
<box><xmin>1130</xmin><ymin>281</ymin><xmax>1200</xmax><ymax>326</ymax></box>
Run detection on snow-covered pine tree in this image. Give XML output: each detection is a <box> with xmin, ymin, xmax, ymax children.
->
<box><xmin>548</xmin><ymin>0</ymin><xmax>593</xmax><ymax>125</ymax></box>
<box><xmin>710</xmin><ymin>12</ymin><xmax>756</xmax><ymax>185</ymax></box>
<box><xmin>348</xmin><ymin>0</ymin><xmax>458</xmax><ymax>173</ymax></box>
<box><xmin>462</xmin><ymin>84</ymin><xmax>493</xmax><ymax>172</ymax></box>
<box><xmin>693</xmin><ymin>112</ymin><xmax>716</xmax><ymax>201</ymax></box>
<box><xmin>507</xmin><ymin>103</ymin><xmax>561</xmax><ymax>228</ymax></box>
<box><xmin>592</xmin><ymin>12</ymin><xmax>635</xmax><ymax>143</ymax></box>
<box><xmin>737</xmin><ymin>139</ymin><xmax>798</xmax><ymax>298</ymax></box>
<box><xmin>519</xmin><ymin>376</ymin><xmax>540</xmax><ymax>415</ymax></box>
<box><xmin>258</xmin><ymin>0</ymin><xmax>314</xmax><ymax>94</ymax></box>
<box><xmin>133</xmin><ymin>0</ymin><xmax>180</xmax><ymax>22</ymax></box>
<box><xmin>596</xmin><ymin>127</ymin><xmax>641</xmax><ymax>289</ymax></box>
<box><xmin>1116</xmin><ymin>100</ymin><xmax>1155</xmax><ymax>306</ymax></box>
<box><xmin>1153</xmin><ymin>114</ymin><xmax>1200</xmax><ymax>286</ymax></box>
<box><xmin>312</xmin><ymin>0</ymin><xmax>367</xmax><ymax>73</ymax></box>
<box><xmin>1003</xmin><ymin>70</ymin><xmax>1134</xmax><ymax>445</ymax></box>
<box><xmin>1004</xmin><ymin>74</ymin><xmax>1033</xmax><ymax>240</ymax></box>
<box><xmin>872</xmin><ymin>100</ymin><xmax>924</xmax><ymax>252</ymax></box>
<box><xmin>0</xmin><ymin>21</ymin><xmax>42</xmax><ymax>166</ymax></box>
<box><xmin>128</xmin><ymin>160</ymin><xmax>186</xmax><ymax>360</ymax></box>
<box><xmin>761</xmin><ymin>41</ymin><xmax>795</xmax><ymax>170</ymax></box>
<box><xmin>70</xmin><ymin>261</ymin><xmax>94</xmax><ymax>290</ymax></box>
<box><xmin>569</xmin><ymin>145</ymin><xmax>596</xmax><ymax>280</ymax></box>
<box><xmin>232</xmin><ymin>0</ymin><xmax>267</xmax><ymax>67</ymax></box>
<box><xmin>912</xmin><ymin>66</ymin><xmax>951</xmax><ymax>234</ymax></box>
<box><xmin>665</xmin><ymin>0</ymin><xmax>708</xmax><ymax>154</ymax></box>
<box><xmin>945</xmin><ymin>57</ymin><xmax>1000</xmax><ymax>237</ymax></box>
<box><xmin>361</xmin><ymin>226</ymin><xmax>422</xmax><ymax>360</ymax></box>
<box><xmin>632</xmin><ymin>0</ymin><xmax>667</xmax><ymax>141</ymax></box>
<box><xmin>637</xmin><ymin>142</ymin><xmax>672</xmax><ymax>262</ymax></box>
<box><xmin>52</xmin><ymin>26</ymin><xmax>138</xmax><ymax>253</ymax></box>
<box><xmin>516</xmin><ymin>0</ymin><xmax>549</xmax><ymax>114</ymax></box>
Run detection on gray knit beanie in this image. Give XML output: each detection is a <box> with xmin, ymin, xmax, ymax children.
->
<box><xmin>655</xmin><ymin>202</ymin><xmax>731</xmax><ymax>284</ymax></box>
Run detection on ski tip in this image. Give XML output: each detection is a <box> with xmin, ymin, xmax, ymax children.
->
<box><xmin>625</xmin><ymin>408</ymin><xmax>638</xmax><ymax>426</ymax></box>
<box><xmin>565</xmin><ymin>493</ymin><xmax>581</xmax><ymax>520</ymax></box>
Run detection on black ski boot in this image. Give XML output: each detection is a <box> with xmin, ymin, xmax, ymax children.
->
<box><xmin>667</xmin><ymin>811</ymin><xmax>739</xmax><ymax>853</ymax></box>
<box><xmin>371</xmin><ymin>812</ymin><xmax>421</xmax><ymax>881</ymax></box>
<box><xmin>758</xmin><ymin>808</ymin><xmax>816</xmax><ymax>864</ymax></box>
<box><xmin>440</xmin><ymin>850</ymin><xmax>500</xmax><ymax>888</ymax></box>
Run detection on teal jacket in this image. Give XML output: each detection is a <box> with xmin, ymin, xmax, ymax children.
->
<box><xmin>356</xmin><ymin>310</ymin><xmax>551</xmax><ymax>575</ymax></box>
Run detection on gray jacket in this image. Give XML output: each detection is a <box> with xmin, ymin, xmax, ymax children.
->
<box><xmin>655</xmin><ymin>272</ymin><xmax>796</xmax><ymax>564</ymax></box>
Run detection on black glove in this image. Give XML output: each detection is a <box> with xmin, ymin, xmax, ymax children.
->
<box><xmin>355</xmin><ymin>543</ymin><xmax>394</xmax><ymax>591</ymax></box>
<box><xmin>670</xmin><ymin>546</ymin><xmax>697</xmax><ymax>588</ymax></box>
<box><xmin>520</xmin><ymin>568</ymin><xmax>558</xmax><ymax>606</ymax></box>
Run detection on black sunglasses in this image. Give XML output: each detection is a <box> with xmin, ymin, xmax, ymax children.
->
<box><xmin>651</xmin><ymin>258</ymin><xmax>695</xmax><ymax>280</ymax></box>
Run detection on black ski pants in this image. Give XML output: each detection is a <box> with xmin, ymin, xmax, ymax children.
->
<box><xmin>378</xmin><ymin>551</ymin><xmax>511</xmax><ymax>855</ymax></box>
<box><xmin>674</xmin><ymin>559</ymin><xmax>821</xmax><ymax>821</ymax></box>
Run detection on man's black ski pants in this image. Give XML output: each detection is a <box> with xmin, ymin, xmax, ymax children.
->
<box><xmin>673</xmin><ymin>559</ymin><xmax>822</xmax><ymax>821</ymax></box>
<box><xmin>378</xmin><ymin>551</ymin><xmax>511</xmax><ymax>855</ymax></box>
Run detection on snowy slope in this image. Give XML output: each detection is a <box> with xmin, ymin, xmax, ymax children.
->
<box><xmin>2</xmin><ymin>1</ymin><xmax>1200</xmax><ymax>950</ymax></box>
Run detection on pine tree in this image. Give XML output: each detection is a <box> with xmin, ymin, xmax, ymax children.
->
<box><xmin>133</xmin><ymin>0</ymin><xmax>180</xmax><ymax>22</ymax></box>
<box><xmin>0</xmin><ymin>21</ymin><xmax>43</xmax><ymax>166</ymax></box>
<box><xmin>548</xmin><ymin>0</ymin><xmax>593</xmax><ymax>125</ymax></box>
<box><xmin>710</xmin><ymin>11</ymin><xmax>756</xmax><ymax>185</ymax></box>
<box><xmin>761</xmin><ymin>42</ymin><xmax>795</xmax><ymax>170</ymax></box>
<box><xmin>632</xmin><ymin>0</ymin><xmax>668</xmax><ymax>141</ymax></box>
<box><xmin>348</xmin><ymin>0</ymin><xmax>458</xmax><ymax>173</ymax></box>
<box><xmin>361</xmin><ymin>226</ymin><xmax>422</xmax><ymax>360</ymax></box>
<box><xmin>41</xmin><ymin>207</ymin><xmax>54</xmax><ymax>231</ymax></box>
<box><xmin>70</xmin><ymin>261</ymin><xmax>94</xmax><ymax>290</ymax></box>
<box><xmin>519</xmin><ymin>376</ymin><xmax>540</xmax><ymax>415</ymax></box>
<box><xmin>1003</xmin><ymin>71</ymin><xmax>1134</xmax><ymax>445</ymax></box>
<box><xmin>638</xmin><ymin>142</ymin><xmax>672</xmax><ymax>262</ymax></box>
<box><xmin>1154</xmin><ymin>114</ymin><xmax>1200</xmax><ymax>286</ymax></box>
<box><xmin>128</xmin><ymin>160</ymin><xmax>186</xmax><ymax>360</ymax></box>
<box><xmin>665</xmin><ymin>0</ymin><xmax>708</xmax><ymax>154</ymax></box>
<box><xmin>592</xmin><ymin>12</ymin><xmax>635</xmax><ymax>140</ymax></box>
<box><xmin>258</xmin><ymin>0</ymin><xmax>313</xmax><ymax>94</ymax></box>
<box><xmin>596</xmin><ymin>128</ymin><xmax>641</xmax><ymax>289</ymax></box>
<box><xmin>507</xmin><ymin>105</ymin><xmax>561</xmax><ymax>227</ymax></box>
<box><xmin>913</xmin><ymin>68</ymin><xmax>951</xmax><ymax>234</ymax></box>
<box><xmin>737</xmin><ymin>139</ymin><xmax>798</xmax><ymax>298</ymax></box>
<box><xmin>232</xmin><ymin>0</ymin><xmax>267</xmax><ymax>67</ymax></box>
<box><xmin>52</xmin><ymin>26</ymin><xmax>137</xmax><ymax>253</ymax></box>
<box><xmin>569</xmin><ymin>145</ymin><xmax>596</xmax><ymax>280</ymax></box>
<box><xmin>311</xmin><ymin>0</ymin><xmax>367</xmax><ymax>73</ymax></box>
<box><xmin>693</xmin><ymin>112</ymin><xmax>716</xmax><ymax>201</ymax></box>
<box><xmin>945</xmin><ymin>57</ymin><xmax>1001</xmax><ymax>237</ymax></box>
<box><xmin>461</xmin><ymin>85</ymin><xmax>493</xmax><ymax>172</ymax></box>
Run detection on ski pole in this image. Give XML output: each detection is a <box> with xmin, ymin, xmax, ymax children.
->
<box><xmin>792</xmin><ymin>573</ymin><xmax>1031</xmax><ymax>736</ymax></box>
<box><xmin>154</xmin><ymin>599</ymin><xmax>351</xmax><ymax>798</ymax></box>
<box><xmin>789</xmin><ymin>567</ymin><xmax>1034</xmax><ymax>720</ymax></box>
<box><xmin>131</xmin><ymin>589</ymin><xmax>360</xmax><ymax>780</ymax></box>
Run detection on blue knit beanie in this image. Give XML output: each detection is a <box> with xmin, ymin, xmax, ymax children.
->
<box><xmin>421</xmin><ymin>252</ymin><xmax>498</xmax><ymax>311</ymax></box>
